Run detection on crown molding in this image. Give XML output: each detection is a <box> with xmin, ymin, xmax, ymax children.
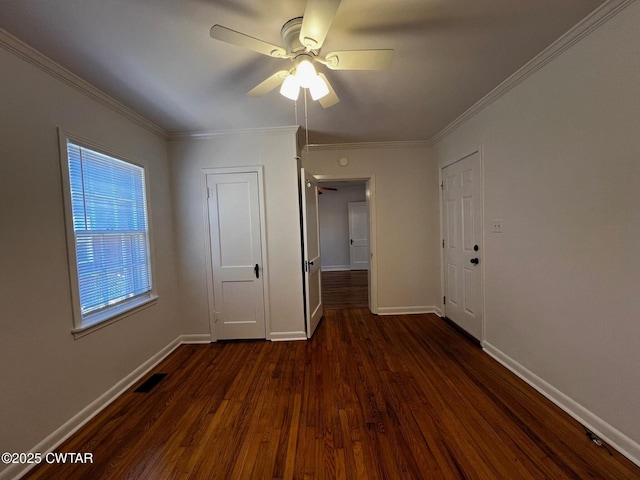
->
<box><xmin>167</xmin><ymin>125</ymin><xmax>300</xmax><ymax>140</ymax></box>
<box><xmin>306</xmin><ymin>139</ymin><xmax>432</xmax><ymax>151</ymax></box>
<box><xmin>0</xmin><ymin>28</ymin><xmax>167</xmax><ymax>139</ymax></box>
<box><xmin>429</xmin><ymin>0</ymin><xmax>635</xmax><ymax>145</ymax></box>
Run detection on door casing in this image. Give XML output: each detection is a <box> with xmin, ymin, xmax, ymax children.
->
<box><xmin>313</xmin><ymin>174</ymin><xmax>378</xmax><ymax>314</ymax></box>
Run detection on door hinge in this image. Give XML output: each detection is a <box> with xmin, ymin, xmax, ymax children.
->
<box><xmin>440</xmin><ymin>181</ymin><xmax>444</xmax><ymax>190</ymax></box>
<box><xmin>443</xmin><ymin>296</ymin><xmax>446</xmax><ymax>304</ymax></box>
<box><xmin>442</xmin><ymin>239</ymin><xmax>445</xmax><ymax>248</ymax></box>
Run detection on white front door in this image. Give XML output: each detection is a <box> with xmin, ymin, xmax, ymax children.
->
<box><xmin>348</xmin><ymin>201</ymin><xmax>369</xmax><ymax>270</ymax></box>
<box><xmin>206</xmin><ymin>172</ymin><xmax>265</xmax><ymax>339</ymax></box>
<box><xmin>442</xmin><ymin>151</ymin><xmax>483</xmax><ymax>340</ymax></box>
<box><xmin>301</xmin><ymin>168</ymin><xmax>323</xmax><ymax>338</ymax></box>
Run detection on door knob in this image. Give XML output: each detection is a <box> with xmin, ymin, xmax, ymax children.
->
<box><xmin>254</xmin><ymin>264</ymin><xmax>259</xmax><ymax>279</ymax></box>
<box><xmin>470</xmin><ymin>258</ymin><xmax>479</xmax><ymax>265</ymax></box>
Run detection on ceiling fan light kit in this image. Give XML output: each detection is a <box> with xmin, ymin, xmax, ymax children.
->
<box><xmin>209</xmin><ymin>0</ymin><xmax>393</xmax><ymax>108</ymax></box>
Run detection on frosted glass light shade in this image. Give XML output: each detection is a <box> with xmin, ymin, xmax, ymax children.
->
<box><xmin>280</xmin><ymin>75</ymin><xmax>300</xmax><ymax>100</ymax></box>
<box><xmin>295</xmin><ymin>59</ymin><xmax>317</xmax><ymax>88</ymax></box>
<box><xmin>309</xmin><ymin>75</ymin><xmax>329</xmax><ymax>100</ymax></box>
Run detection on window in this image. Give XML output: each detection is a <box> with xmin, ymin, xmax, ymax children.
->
<box><xmin>60</xmin><ymin>134</ymin><xmax>156</xmax><ymax>335</ymax></box>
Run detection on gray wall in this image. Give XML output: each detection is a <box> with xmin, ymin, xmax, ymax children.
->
<box><xmin>433</xmin><ymin>0</ymin><xmax>640</xmax><ymax>460</ymax></box>
<box><xmin>303</xmin><ymin>145</ymin><xmax>440</xmax><ymax>314</ymax></box>
<box><xmin>318</xmin><ymin>183</ymin><xmax>367</xmax><ymax>271</ymax></box>
<box><xmin>168</xmin><ymin>129</ymin><xmax>307</xmax><ymax>340</ymax></box>
<box><xmin>0</xmin><ymin>44</ymin><xmax>181</xmax><ymax>472</ymax></box>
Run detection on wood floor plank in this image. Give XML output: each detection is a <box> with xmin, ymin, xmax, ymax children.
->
<box><xmin>321</xmin><ymin>271</ymin><xmax>368</xmax><ymax>309</ymax></box>
<box><xmin>22</xmin><ymin>309</ymin><xmax>640</xmax><ymax>479</ymax></box>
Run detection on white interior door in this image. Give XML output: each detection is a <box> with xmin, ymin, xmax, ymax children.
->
<box><xmin>206</xmin><ymin>172</ymin><xmax>265</xmax><ymax>339</ymax></box>
<box><xmin>442</xmin><ymin>152</ymin><xmax>483</xmax><ymax>340</ymax></box>
<box><xmin>301</xmin><ymin>168</ymin><xmax>323</xmax><ymax>338</ymax></box>
<box><xmin>348</xmin><ymin>201</ymin><xmax>369</xmax><ymax>270</ymax></box>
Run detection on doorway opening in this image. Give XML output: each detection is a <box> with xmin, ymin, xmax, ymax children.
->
<box><xmin>317</xmin><ymin>179</ymin><xmax>372</xmax><ymax>310</ymax></box>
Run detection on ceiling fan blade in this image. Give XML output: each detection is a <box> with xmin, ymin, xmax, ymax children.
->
<box><xmin>323</xmin><ymin>49</ymin><xmax>394</xmax><ymax>70</ymax></box>
<box><xmin>318</xmin><ymin>186</ymin><xmax>338</xmax><ymax>191</ymax></box>
<box><xmin>318</xmin><ymin>74</ymin><xmax>339</xmax><ymax>108</ymax></box>
<box><xmin>210</xmin><ymin>25</ymin><xmax>287</xmax><ymax>58</ymax></box>
<box><xmin>299</xmin><ymin>0</ymin><xmax>341</xmax><ymax>50</ymax></box>
<box><xmin>247</xmin><ymin>70</ymin><xmax>289</xmax><ymax>97</ymax></box>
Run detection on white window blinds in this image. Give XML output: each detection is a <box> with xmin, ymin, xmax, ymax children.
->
<box><xmin>67</xmin><ymin>142</ymin><xmax>152</xmax><ymax>318</ymax></box>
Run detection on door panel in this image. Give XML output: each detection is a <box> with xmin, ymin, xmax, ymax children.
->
<box><xmin>301</xmin><ymin>168</ymin><xmax>323</xmax><ymax>338</ymax></box>
<box><xmin>443</xmin><ymin>152</ymin><xmax>483</xmax><ymax>340</ymax></box>
<box><xmin>207</xmin><ymin>172</ymin><xmax>265</xmax><ymax>339</ymax></box>
<box><xmin>448</xmin><ymin>264</ymin><xmax>459</xmax><ymax>306</ymax></box>
<box><xmin>463</xmin><ymin>267</ymin><xmax>476</xmax><ymax>315</ymax></box>
<box><xmin>349</xmin><ymin>201</ymin><xmax>369</xmax><ymax>270</ymax></box>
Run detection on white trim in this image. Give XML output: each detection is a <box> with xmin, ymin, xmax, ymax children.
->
<box><xmin>377</xmin><ymin>306</ymin><xmax>438</xmax><ymax>316</ymax></box>
<box><xmin>180</xmin><ymin>334</ymin><xmax>213</xmax><ymax>344</ymax></box>
<box><xmin>72</xmin><ymin>295</ymin><xmax>158</xmax><ymax>339</ymax></box>
<box><xmin>0</xmin><ymin>336</ymin><xmax>185</xmax><ymax>480</ymax></box>
<box><xmin>269</xmin><ymin>331</ymin><xmax>308</xmax><ymax>341</ymax></box>
<box><xmin>57</xmin><ymin>129</ymin><xmax>159</xmax><ymax>335</ymax></box>
<box><xmin>484</xmin><ymin>342</ymin><xmax>640</xmax><ymax>468</ymax></box>
<box><xmin>430</xmin><ymin>0</ymin><xmax>635</xmax><ymax>145</ymax></box>
<box><xmin>321</xmin><ymin>265</ymin><xmax>351</xmax><ymax>272</ymax></box>
<box><xmin>307</xmin><ymin>140</ymin><xmax>432</xmax><ymax>151</ymax></box>
<box><xmin>0</xmin><ymin>28</ymin><xmax>166</xmax><ymax>139</ymax></box>
<box><xmin>168</xmin><ymin>125</ymin><xmax>300</xmax><ymax>141</ymax></box>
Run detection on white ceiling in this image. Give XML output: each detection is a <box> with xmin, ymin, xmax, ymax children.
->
<box><xmin>0</xmin><ymin>0</ymin><xmax>605</xmax><ymax>143</ymax></box>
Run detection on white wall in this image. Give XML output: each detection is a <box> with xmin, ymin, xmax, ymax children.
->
<box><xmin>318</xmin><ymin>183</ymin><xmax>366</xmax><ymax>270</ymax></box>
<box><xmin>168</xmin><ymin>129</ymin><xmax>307</xmax><ymax>340</ymax></box>
<box><xmin>0</xmin><ymin>42</ymin><xmax>180</xmax><ymax>475</ymax></box>
<box><xmin>433</xmin><ymin>1</ymin><xmax>640</xmax><ymax>461</ymax></box>
<box><xmin>303</xmin><ymin>145</ymin><xmax>439</xmax><ymax>314</ymax></box>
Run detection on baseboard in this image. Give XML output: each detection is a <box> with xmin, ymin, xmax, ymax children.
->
<box><xmin>377</xmin><ymin>306</ymin><xmax>438</xmax><ymax>316</ymax></box>
<box><xmin>179</xmin><ymin>333</ymin><xmax>212</xmax><ymax>344</ymax></box>
<box><xmin>483</xmin><ymin>342</ymin><xmax>640</xmax><ymax>468</ymax></box>
<box><xmin>269</xmin><ymin>331</ymin><xmax>308</xmax><ymax>341</ymax></box>
<box><xmin>0</xmin><ymin>336</ymin><xmax>185</xmax><ymax>480</ymax></box>
<box><xmin>321</xmin><ymin>265</ymin><xmax>350</xmax><ymax>272</ymax></box>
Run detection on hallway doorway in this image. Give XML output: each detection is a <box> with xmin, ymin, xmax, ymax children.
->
<box><xmin>317</xmin><ymin>180</ymin><xmax>371</xmax><ymax>310</ymax></box>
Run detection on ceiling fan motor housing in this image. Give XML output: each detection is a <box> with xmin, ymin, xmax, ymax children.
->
<box><xmin>281</xmin><ymin>17</ymin><xmax>318</xmax><ymax>57</ymax></box>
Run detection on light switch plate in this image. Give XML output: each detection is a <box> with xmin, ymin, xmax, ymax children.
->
<box><xmin>492</xmin><ymin>219</ymin><xmax>503</xmax><ymax>233</ymax></box>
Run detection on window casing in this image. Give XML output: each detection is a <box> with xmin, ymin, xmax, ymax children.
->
<box><xmin>60</xmin><ymin>132</ymin><xmax>156</xmax><ymax>335</ymax></box>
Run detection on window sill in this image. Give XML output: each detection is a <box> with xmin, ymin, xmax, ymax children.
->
<box><xmin>71</xmin><ymin>294</ymin><xmax>159</xmax><ymax>339</ymax></box>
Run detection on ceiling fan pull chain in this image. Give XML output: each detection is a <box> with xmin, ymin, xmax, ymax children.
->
<box><xmin>304</xmin><ymin>89</ymin><xmax>310</xmax><ymax>155</ymax></box>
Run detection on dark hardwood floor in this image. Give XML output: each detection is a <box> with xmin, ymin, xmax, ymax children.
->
<box><xmin>321</xmin><ymin>270</ymin><xmax>368</xmax><ymax>309</ymax></box>
<box><xmin>22</xmin><ymin>309</ymin><xmax>640</xmax><ymax>479</ymax></box>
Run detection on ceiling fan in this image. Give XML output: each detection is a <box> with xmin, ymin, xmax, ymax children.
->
<box><xmin>210</xmin><ymin>0</ymin><xmax>393</xmax><ymax>108</ymax></box>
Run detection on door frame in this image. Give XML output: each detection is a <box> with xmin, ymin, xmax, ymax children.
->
<box><xmin>439</xmin><ymin>146</ymin><xmax>486</xmax><ymax>344</ymax></box>
<box><xmin>313</xmin><ymin>174</ymin><xmax>378</xmax><ymax>314</ymax></box>
<box><xmin>201</xmin><ymin>166</ymin><xmax>271</xmax><ymax>341</ymax></box>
